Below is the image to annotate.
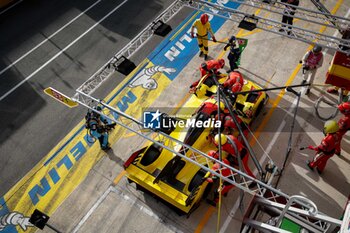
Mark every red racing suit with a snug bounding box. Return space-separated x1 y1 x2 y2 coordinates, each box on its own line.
223 71 244 93
337 115 350 155
207 159 234 203
308 132 341 172
214 135 255 178
222 115 249 138
199 60 223 77
196 101 220 118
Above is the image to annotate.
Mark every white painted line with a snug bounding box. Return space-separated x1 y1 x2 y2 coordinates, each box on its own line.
72 186 113 233
0 0 24 15
110 186 183 233
0 0 128 102
0 0 102 76
219 197 240 233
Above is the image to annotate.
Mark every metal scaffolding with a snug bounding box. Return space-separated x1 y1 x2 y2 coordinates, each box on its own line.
184 0 350 54
227 0 350 30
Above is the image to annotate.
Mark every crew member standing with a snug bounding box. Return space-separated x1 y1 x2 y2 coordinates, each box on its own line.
224 36 241 72
279 0 299 35
191 13 217 60
301 45 324 95
213 134 256 178
306 120 341 174
337 102 350 155
205 158 234 207
85 107 113 151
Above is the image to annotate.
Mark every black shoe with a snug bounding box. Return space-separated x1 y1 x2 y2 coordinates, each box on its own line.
301 80 307 85
206 199 217 207
204 55 208 60
102 146 111 151
316 168 323 175
287 31 291 36
199 51 203 57
306 161 314 171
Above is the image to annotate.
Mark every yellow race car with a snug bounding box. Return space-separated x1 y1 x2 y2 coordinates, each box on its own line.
124 132 213 215
124 72 268 215
191 71 268 125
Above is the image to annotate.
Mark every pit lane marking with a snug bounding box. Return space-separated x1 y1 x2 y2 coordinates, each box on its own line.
0 0 24 15
72 185 183 233
0 0 128 102
72 186 113 233
113 170 127 186
0 0 102 77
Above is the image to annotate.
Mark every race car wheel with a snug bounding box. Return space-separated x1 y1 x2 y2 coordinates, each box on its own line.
255 99 265 117
140 144 162 166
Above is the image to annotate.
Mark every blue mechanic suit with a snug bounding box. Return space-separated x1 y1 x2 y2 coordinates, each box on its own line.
224 36 241 72
88 114 110 150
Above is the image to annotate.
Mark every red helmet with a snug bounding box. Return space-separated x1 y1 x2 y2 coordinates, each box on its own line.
207 150 219 159
218 59 225 68
231 83 242 93
200 14 209 24
338 102 350 115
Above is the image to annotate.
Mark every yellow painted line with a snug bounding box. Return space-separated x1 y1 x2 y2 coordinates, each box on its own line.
250 64 302 145
170 12 200 40
123 132 137 138
194 206 216 233
268 98 275 105
113 170 127 186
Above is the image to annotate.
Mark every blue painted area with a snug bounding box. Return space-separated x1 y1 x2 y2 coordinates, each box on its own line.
43 125 86 166
0 198 18 233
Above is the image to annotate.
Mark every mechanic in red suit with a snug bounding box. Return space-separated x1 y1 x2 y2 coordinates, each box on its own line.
306 120 341 174
205 152 234 206
223 71 244 93
222 115 249 138
199 58 225 77
210 113 249 141
213 134 255 178
195 98 225 118
336 102 350 155
190 59 226 91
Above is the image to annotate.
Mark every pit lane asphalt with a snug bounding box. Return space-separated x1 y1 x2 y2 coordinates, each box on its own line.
0 0 179 197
